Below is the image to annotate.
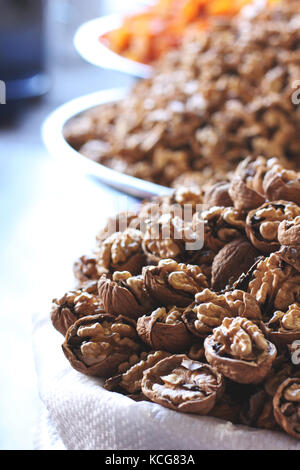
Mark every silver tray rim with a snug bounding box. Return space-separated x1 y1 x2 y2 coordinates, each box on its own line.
41 88 172 199
74 14 153 79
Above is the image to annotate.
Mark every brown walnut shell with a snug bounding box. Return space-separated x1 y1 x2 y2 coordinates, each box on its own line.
240 390 278 430
143 259 208 308
183 289 262 339
261 303 300 346
202 206 246 253
141 354 225 415
204 317 277 384
278 217 300 247
273 378 300 441
263 168 300 206
246 201 300 254
51 281 104 336
96 228 146 276
73 254 99 285
104 350 171 397
137 307 193 353
229 178 265 212
233 252 300 317
62 314 143 378
211 238 260 291
278 245 300 273
203 182 233 209
98 272 154 319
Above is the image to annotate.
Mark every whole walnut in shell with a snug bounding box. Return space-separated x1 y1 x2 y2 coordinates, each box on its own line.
51 281 104 336
98 271 155 319
211 238 260 291
246 201 300 254
96 228 146 276
143 259 209 308
142 354 225 415
62 314 144 378
204 317 277 384
137 306 193 353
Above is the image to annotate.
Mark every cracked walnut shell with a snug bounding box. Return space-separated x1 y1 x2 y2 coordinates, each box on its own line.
262 303 300 346
246 201 300 254
96 228 146 276
98 271 154 319
263 165 300 206
204 317 277 384
143 259 208 308
273 378 300 441
104 350 171 399
73 254 99 285
201 206 246 253
51 281 104 336
62 314 144 378
137 306 193 353
141 355 225 415
183 289 262 338
234 252 300 316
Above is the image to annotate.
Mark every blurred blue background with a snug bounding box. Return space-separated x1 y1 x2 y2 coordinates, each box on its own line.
0 0 144 450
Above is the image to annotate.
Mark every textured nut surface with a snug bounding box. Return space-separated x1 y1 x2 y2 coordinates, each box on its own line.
238 252 300 315
273 378 300 440
98 272 154 319
62 314 144 378
202 206 246 253
204 317 277 384
246 201 300 254
51 281 104 335
104 350 170 397
263 303 300 345
143 259 208 307
137 306 193 353
264 165 300 206
183 289 262 338
73 254 99 285
278 216 300 247
96 228 146 276
211 238 260 291
142 354 224 414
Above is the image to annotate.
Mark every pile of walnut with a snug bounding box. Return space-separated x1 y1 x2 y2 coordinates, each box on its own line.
51 156 300 441
64 1 300 188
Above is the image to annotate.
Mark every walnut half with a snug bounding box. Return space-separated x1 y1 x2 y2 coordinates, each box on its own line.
143 259 208 308
204 317 277 384
273 378 300 441
62 314 144 378
142 355 225 414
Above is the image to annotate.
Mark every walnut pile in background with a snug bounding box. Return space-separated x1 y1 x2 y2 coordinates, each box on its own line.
51 155 300 442
65 1 300 188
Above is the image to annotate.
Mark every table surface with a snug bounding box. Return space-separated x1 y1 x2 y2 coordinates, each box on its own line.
0 0 142 450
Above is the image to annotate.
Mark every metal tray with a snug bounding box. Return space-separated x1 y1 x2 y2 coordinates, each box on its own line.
42 88 171 199
74 14 153 79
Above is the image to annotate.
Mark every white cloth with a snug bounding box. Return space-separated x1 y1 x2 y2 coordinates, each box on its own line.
32 313 300 450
